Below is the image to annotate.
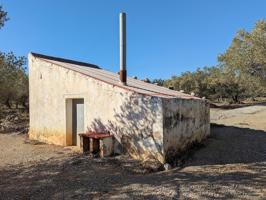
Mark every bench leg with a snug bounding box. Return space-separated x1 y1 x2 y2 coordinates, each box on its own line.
80 135 84 153
80 136 90 153
99 140 104 158
89 138 94 153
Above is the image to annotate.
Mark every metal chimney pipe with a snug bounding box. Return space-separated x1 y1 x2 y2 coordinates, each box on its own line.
119 12 127 84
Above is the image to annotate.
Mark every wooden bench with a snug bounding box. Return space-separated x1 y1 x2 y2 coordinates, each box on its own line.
79 132 114 157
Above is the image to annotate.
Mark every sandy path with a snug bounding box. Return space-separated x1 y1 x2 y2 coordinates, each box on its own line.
0 134 74 167
211 104 266 130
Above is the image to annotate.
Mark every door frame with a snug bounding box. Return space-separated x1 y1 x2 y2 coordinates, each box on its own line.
65 96 85 146
72 99 84 146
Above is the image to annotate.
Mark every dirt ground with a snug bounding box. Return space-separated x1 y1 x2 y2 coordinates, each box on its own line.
211 102 266 131
0 105 266 199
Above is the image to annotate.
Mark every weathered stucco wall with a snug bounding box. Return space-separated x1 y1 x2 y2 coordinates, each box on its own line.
28 54 164 162
162 98 210 162
29 54 210 164
29 55 90 145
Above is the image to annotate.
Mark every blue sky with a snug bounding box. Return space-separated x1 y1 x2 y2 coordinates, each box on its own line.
0 0 266 79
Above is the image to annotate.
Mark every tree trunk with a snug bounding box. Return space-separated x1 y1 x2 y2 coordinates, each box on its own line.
232 95 239 103
22 97 29 112
5 98 11 109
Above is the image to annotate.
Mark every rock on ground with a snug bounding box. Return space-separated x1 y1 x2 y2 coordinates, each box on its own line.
0 106 29 134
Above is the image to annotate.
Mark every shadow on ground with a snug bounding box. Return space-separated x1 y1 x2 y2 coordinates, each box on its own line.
184 124 266 166
0 124 265 199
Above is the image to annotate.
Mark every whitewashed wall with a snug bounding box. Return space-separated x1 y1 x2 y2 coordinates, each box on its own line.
29 54 164 162
162 98 210 162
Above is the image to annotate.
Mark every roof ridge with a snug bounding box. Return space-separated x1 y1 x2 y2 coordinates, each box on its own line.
30 52 100 69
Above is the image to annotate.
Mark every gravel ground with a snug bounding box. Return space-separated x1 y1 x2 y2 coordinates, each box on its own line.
0 106 266 199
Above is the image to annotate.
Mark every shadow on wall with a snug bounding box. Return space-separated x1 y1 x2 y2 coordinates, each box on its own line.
87 93 164 162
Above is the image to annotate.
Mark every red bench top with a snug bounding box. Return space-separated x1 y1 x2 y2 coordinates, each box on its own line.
79 132 112 139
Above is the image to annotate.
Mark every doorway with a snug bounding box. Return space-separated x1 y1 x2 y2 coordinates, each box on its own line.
66 98 84 146
72 99 84 146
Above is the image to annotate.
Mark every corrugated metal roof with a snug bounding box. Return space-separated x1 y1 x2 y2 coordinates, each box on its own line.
31 52 200 99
